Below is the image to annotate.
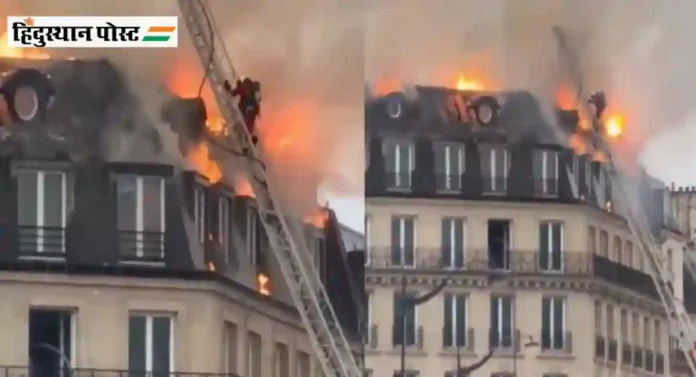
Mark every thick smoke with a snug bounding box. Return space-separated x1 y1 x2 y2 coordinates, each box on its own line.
366 0 696 157
2 0 364 217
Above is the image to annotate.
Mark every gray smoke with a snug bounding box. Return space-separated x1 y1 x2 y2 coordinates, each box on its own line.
365 0 696 150
2 0 364 217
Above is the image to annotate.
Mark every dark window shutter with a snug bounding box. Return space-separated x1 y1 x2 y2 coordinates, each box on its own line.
454 219 464 268
441 219 452 267
551 223 562 269
404 218 414 266
541 298 551 349
128 315 146 376
455 296 466 347
391 217 400 265
152 317 171 377
539 223 549 269
443 294 453 347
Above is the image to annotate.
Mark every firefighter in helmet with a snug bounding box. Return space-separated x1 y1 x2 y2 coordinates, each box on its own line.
224 77 262 146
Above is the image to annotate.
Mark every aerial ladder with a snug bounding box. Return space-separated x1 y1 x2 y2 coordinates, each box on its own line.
176 1 362 376
553 26 696 375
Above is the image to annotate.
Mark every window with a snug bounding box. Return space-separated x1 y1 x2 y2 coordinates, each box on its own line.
443 293 468 348
541 297 566 350
620 309 628 344
625 241 634 268
393 292 417 346
384 140 414 190
606 305 615 339
490 296 514 348
364 291 372 345
588 226 596 254
274 342 289 377
223 322 238 375
533 150 559 195
218 196 233 263
584 160 593 197
568 155 580 198
643 317 651 349
247 331 262 377
16 169 72 254
365 215 371 266
595 301 603 335
441 218 465 268
632 312 640 346
599 230 608 257
654 319 661 352
434 142 465 192
117 175 166 260
480 145 509 194
539 222 563 271
247 207 258 266
128 313 173 377
391 216 415 267
614 236 622 263
296 351 311 377
194 184 206 243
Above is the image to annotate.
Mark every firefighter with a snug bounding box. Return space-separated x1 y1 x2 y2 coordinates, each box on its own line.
224 78 262 146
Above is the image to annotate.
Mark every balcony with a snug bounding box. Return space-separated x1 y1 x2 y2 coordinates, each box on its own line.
119 230 165 263
540 330 573 354
18 225 66 257
488 328 520 350
435 174 463 194
533 178 559 197
0 367 242 377
366 248 658 298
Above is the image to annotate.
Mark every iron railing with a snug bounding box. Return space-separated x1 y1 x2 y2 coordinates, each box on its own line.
366 248 660 299
18 226 66 256
0 367 241 377
118 230 165 262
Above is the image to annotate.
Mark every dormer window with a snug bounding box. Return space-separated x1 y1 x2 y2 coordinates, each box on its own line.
117 174 165 262
15 166 73 256
480 144 509 194
383 139 414 191
434 142 465 193
386 97 402 119
533 149 559 196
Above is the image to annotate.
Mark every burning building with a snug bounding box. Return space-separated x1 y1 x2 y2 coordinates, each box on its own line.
363 84 685 377
0 56 364 377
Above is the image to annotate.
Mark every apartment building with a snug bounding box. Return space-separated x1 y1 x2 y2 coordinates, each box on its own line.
0 58 363 377
364 86 686 377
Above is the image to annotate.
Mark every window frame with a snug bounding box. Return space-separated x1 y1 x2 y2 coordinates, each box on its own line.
117 175 166 259
383 139 415 190
443 293 468 348
128 312 175 374
247 206 258 266
392 215 417 267
539 221 564 271
434 142 465 192
542 296 567 350
534 149 560 195
393 291 418 346
441 217 466 269
490 296 514 347
194 184 206 244
16 168 71 255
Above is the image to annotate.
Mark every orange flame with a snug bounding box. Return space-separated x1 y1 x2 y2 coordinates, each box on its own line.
257 273 270 296
188 142 222 184
455 74 483 91
555 86 578 110
0 32 50 60
304 208 329 229
371 77 402 96
568 133 588 155
233 174 255 198
604 114 624 138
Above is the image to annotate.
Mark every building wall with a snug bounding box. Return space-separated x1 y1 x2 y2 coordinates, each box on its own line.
365 198 673 377
0 272 322 377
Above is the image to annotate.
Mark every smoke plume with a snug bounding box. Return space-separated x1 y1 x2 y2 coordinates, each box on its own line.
366 0 696 156
2 0 364 217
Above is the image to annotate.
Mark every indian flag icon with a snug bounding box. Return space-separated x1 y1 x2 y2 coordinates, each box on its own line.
142 26 176 42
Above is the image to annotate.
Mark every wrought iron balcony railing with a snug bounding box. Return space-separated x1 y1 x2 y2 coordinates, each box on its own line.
118 230 165 262
0 367 242 377
18 225 66 256
366 248 660 299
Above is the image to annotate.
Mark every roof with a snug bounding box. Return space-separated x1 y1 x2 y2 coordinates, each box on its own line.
366 85 579 145
338 224 365 252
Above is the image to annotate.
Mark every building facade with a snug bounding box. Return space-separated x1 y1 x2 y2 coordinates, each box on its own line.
0 58 363 377
364 86 687 377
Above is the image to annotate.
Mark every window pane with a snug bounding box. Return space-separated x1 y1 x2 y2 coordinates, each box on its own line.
443 294 453 347
142 176 163 232
152 317 171 376
128 315 146 375
117 175 137 231
17 170 38 226
43 172 63 227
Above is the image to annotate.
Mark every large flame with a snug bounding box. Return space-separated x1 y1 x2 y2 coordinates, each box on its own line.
304 208 329 229
188 142 222 183
604 114 624 138
455 74 483 91
0 32 50 60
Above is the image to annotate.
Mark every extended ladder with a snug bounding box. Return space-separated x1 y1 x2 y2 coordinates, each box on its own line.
553 26 696 375
177 1 361 376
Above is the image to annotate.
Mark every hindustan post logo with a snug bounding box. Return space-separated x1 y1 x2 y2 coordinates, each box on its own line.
6 16 178 48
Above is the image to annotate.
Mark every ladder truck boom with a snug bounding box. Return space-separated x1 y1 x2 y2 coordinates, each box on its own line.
553 26 696 375
177 1 362 376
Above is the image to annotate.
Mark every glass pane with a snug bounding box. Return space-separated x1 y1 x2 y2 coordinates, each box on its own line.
152 317 171 377
117 175 137 231
128 315 146 376
17 170 38 226
43 172 63 228
142 176 163 232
